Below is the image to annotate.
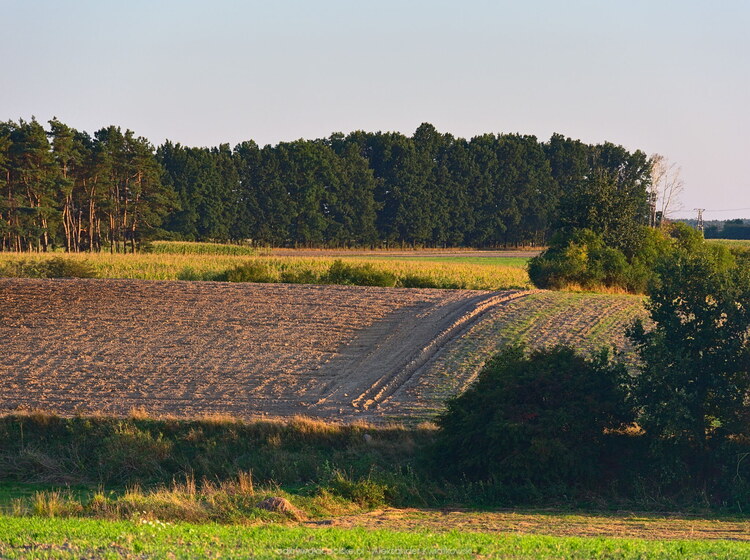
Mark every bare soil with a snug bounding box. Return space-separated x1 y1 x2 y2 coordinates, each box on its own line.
0 279 644 423
0 278 526 421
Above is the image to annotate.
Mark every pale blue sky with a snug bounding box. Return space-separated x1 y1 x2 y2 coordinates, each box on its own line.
2 1 748 218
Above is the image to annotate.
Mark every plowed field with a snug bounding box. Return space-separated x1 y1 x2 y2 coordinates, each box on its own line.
0 279 646 422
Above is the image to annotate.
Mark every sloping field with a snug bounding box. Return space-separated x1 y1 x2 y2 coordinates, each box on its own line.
0 279 646 422
390 291 647 418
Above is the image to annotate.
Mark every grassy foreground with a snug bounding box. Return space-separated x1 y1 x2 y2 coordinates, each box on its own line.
1 515 749 560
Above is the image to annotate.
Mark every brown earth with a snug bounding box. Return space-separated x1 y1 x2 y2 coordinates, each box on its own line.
0 279 645 423
0 278 530 422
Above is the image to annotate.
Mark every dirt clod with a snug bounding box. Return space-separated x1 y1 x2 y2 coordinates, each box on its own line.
255 497 306 520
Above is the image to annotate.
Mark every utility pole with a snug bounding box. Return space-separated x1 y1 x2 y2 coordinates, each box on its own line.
694 208 705 234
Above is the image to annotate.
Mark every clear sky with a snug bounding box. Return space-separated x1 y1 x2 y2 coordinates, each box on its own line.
2 0 748 218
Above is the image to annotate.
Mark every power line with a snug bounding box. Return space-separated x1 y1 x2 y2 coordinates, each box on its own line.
701 207 750 213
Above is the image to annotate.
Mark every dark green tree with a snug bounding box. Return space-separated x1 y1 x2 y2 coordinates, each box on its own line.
549 136 651 256
0 123 12 250
232 140 261 241
627 240 750 482
7 118 57 251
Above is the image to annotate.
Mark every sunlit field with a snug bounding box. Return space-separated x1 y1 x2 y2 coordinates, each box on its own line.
1 515 748 560
707 238 750 250
0 242 533 290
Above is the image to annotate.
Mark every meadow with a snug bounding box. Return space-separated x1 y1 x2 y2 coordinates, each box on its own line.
706 238 750 248
2 413 749 558
707 238 750 257
2 515 749 559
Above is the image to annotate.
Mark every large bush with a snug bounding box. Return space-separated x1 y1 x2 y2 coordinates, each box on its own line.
528 229 632 291
528 223 706 293
431 345 632 492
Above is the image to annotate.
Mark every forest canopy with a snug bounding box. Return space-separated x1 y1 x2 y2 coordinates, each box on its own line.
0 118 653 252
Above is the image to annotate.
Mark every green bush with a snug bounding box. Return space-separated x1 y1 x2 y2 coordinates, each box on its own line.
324 260 397 287
528 229 633 291
431 345 632 491
0 257 97 279
398 274 437 288
177 266 202 281
528 224 707 294
226 262 278 283
279 268 321 284
324 471 388 508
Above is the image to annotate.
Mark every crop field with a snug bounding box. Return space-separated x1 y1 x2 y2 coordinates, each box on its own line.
0 278 645 423
707 238 750 248
708 238 750 256
388 291 647 418
1 514 749 559
0 249 532 290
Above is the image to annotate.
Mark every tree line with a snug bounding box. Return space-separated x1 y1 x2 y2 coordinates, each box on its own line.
704 219 750 240
1 118 654 252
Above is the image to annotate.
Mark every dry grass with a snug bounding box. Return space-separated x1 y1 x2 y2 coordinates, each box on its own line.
554 282 634 295
330 508 750 541
10 471 374 524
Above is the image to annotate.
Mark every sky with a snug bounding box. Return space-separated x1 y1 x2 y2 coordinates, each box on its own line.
2 0 749 219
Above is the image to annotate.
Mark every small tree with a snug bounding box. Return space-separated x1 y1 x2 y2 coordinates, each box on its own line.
627 243 750 483
648 153 684 225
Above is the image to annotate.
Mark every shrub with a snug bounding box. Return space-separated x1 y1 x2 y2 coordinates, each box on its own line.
398 274 437 288
279 268 321 284
225 262 278 283
177 266 203 281
177 267 225 281
528 229 632 291
431 345 632 491
0 257 97 279
528 223 710 294
324 260 397 287
324 470 388 508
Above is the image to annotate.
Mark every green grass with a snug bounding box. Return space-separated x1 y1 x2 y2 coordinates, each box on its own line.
706 239 750 248
373 255 530 268
0 414 421 523
0 515 748 559
707 238 750 255
0 414 426 489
